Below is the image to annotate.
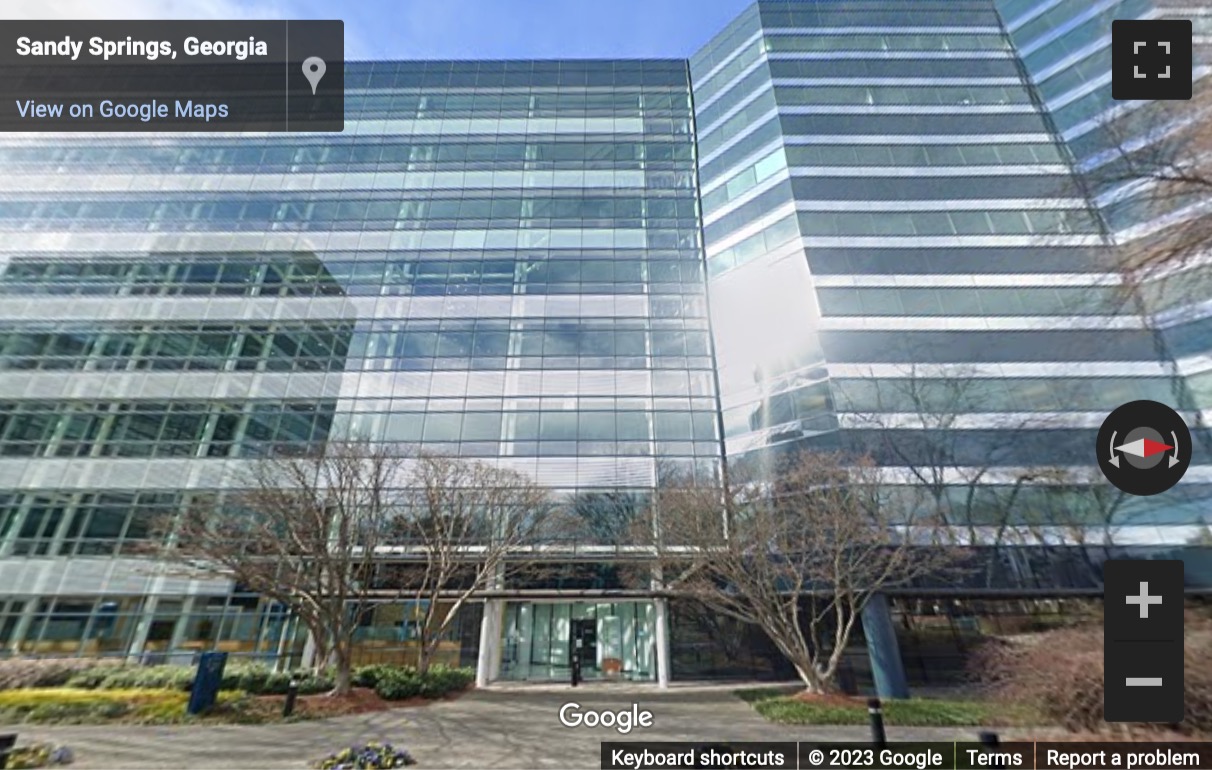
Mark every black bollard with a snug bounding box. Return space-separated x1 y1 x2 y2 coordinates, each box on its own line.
979 731 1002 768
570 630 581 687
867 697 887 748
283 679 299 718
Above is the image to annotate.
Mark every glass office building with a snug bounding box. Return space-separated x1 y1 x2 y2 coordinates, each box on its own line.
0 1 1208 683
0 60 714 679
698 0 1211 544
999 0 1212 433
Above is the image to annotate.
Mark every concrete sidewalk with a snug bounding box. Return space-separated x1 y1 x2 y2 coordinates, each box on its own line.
2 686 991 769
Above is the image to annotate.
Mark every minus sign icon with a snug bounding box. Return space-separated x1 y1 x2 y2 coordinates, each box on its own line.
1126 677 1163 686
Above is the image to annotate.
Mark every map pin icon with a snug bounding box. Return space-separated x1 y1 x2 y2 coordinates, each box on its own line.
302 57 326 95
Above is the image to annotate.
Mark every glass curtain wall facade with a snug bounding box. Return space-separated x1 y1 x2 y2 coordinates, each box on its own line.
0 1 1208 678
0 60 720 668
998 0 1212 535
998 0 1212 445
694 0 1211 545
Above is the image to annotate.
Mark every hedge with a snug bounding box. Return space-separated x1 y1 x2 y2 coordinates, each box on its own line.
364 664 475 701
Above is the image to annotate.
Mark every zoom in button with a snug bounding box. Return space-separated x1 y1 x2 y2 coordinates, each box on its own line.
1104 559 1184 723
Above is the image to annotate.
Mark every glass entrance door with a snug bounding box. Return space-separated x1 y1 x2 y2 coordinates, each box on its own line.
499 601 654 682
571 618 597 676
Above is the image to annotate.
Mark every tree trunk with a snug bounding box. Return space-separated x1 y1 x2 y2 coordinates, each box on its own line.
793 661 835 694
305 625 330 675
416 640 432 674
330 644 354 696
332 665 352 696
312 641 330 675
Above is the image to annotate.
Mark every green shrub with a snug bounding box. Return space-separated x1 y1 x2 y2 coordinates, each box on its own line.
418 665 474 698
0 688 153 723
373 669 422 701
95 665 194 692
353 664 403 689
265 670 333 695
253 670 295 695
24 700 129 723
0 658 123 691
63 667 116 690
222 664 272 694
128 695 194 724
372 665 474 701
221 664 333 695
59 661 335 697
128 691 253 724
295 672 336 695
0 687 267 725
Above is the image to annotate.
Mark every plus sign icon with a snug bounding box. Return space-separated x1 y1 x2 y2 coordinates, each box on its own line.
1125 580 1163 619
1112 19 1193 100
1103 560 1184 722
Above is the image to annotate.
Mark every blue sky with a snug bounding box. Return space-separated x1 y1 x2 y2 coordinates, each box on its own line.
334 0 756 60
11 0 756 61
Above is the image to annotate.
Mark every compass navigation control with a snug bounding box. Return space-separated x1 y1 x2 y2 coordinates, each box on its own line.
1096 400 1191 496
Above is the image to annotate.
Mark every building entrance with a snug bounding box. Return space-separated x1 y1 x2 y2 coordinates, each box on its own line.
499 601 654 682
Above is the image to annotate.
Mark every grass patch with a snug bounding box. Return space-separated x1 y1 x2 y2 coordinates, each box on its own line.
736 688 1042 727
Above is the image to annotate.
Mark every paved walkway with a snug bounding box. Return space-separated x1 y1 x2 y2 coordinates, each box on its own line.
2 684 993 769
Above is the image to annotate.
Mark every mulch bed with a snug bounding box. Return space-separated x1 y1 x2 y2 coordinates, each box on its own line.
249 686 471 720
288 687 395 717
241 687 393 720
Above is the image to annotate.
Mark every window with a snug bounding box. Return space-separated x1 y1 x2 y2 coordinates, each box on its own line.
422 413 462 442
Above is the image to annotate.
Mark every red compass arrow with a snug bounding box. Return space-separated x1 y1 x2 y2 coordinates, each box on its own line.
1114 437 1173 458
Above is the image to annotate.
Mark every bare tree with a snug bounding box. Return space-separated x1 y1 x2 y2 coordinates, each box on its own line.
1080 82 1212 458
162 440 406 696
569 490 646 545
1015 466 1130 589
1088 79 1212 289
381 453 556 674
673 601 750 665
843 364 1044 558
638 450 958 694
1026 467 1130 548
